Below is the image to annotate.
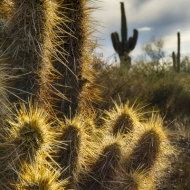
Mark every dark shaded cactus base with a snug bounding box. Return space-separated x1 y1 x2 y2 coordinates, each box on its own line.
120 52 131 69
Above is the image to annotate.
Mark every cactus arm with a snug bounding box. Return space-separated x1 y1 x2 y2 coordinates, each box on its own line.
111 32 120 52
128 37 133 51
114 32 120 42
173 32 181 73
120 2 127 43
129 29 138 51
177 32 180 72
111 32 125 56
172 51 176 71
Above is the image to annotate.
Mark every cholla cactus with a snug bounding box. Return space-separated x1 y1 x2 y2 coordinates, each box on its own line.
0 0 65 116
0 101 61 188
12 160 68 190
53 0 101 118
55 115 100 189
0 0 174 189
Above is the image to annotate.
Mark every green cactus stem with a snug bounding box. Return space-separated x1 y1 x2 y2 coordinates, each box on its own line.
0 101 60 188
103 102 141 137
0 0 62 116
77 142 122 190
177 32 181 72
124 115 174 178
53 0 100 118
172 32 180 73
55 116 99 189
172 51 176 71
111 2 138 69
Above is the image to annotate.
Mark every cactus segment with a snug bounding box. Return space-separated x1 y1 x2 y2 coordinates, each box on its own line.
4 101 59 166
172 51 176 70
12 161 67 190
124 115 174 177
77 141 122 190
177 32 180 72
129 29 138 51
56 115 99 188
53 0 100 118
104 102 142 136
172 32 180 73
111 32 119 53
121 2 127 43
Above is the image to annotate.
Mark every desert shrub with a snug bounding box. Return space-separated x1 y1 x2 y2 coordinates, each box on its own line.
94 52 190 121
157 117 190 189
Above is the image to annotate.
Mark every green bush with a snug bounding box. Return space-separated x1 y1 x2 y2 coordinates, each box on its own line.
94 56 190 121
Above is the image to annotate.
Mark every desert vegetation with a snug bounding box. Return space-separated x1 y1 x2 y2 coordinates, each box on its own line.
93 37 190 189
0 0 188 189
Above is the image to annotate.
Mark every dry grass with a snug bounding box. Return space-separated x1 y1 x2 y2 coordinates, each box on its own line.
157 118 190 189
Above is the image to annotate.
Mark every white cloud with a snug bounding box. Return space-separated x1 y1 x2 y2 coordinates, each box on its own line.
91 0 190 60
163 29 190 56
138 27 154 31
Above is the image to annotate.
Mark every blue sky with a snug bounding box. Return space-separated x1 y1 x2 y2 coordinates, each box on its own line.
90 0 190 63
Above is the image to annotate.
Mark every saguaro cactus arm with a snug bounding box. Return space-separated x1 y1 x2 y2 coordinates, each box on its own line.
177 32 180 72
128 29 138 51
172 51 176 70
121 1 127 43
111 32 120 53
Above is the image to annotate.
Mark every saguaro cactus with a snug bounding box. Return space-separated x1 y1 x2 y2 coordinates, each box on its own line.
111 2 138 69
172 32 180 73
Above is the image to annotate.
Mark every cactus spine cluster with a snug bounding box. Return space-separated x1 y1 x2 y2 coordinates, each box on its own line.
53 0 100 118
0 0 63 117
0 0 174 189
172 32 181 73
111 2 138 69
